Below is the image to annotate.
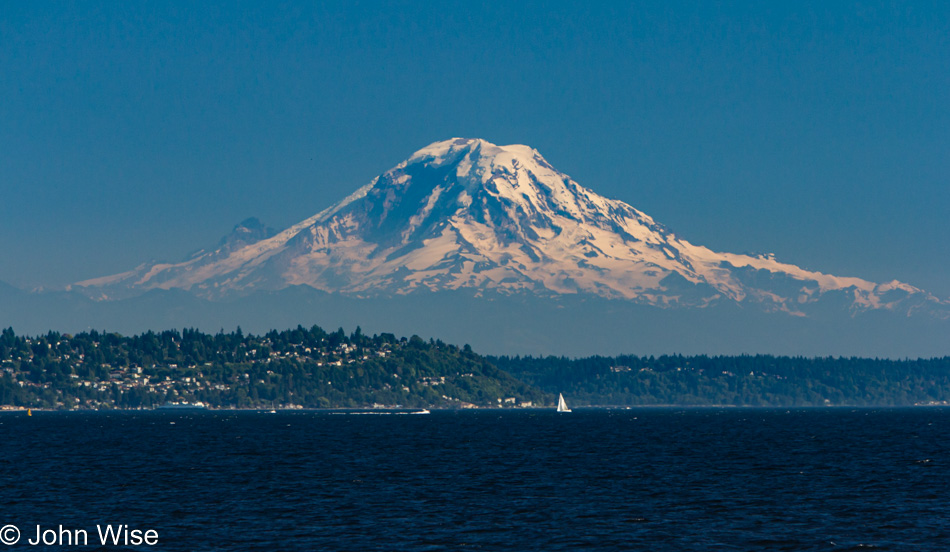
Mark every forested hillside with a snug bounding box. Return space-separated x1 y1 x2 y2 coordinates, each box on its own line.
3 325 950 409
0 326 544 409
491 354 950 407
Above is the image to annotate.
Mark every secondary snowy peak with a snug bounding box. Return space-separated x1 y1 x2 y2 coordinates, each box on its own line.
73 138 946 317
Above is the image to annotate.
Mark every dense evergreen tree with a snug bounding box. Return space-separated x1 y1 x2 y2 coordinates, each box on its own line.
0 326 545 409
490 353 950 406
1 325 949 409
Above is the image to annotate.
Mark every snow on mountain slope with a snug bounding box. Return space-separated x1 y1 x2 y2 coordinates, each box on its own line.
73 138 947 317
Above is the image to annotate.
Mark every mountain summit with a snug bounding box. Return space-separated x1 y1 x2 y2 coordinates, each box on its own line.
74 138 945 317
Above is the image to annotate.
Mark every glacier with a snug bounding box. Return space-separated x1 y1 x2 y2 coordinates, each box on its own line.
71 137 947 320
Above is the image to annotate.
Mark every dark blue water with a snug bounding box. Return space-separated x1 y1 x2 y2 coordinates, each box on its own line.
2 408 949 551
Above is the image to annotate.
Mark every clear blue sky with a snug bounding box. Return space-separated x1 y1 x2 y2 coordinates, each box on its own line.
2 1 948 297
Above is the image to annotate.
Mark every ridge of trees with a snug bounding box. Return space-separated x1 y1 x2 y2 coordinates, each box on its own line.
491 353 950 406
0 326 543 409
3 326 949 409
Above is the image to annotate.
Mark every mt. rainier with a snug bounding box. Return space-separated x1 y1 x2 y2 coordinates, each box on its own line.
75 138 945 319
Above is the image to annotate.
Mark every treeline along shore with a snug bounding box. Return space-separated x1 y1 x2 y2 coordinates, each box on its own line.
1 326 949 409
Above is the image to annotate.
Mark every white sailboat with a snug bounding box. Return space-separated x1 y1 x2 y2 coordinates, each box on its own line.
557 393 571 413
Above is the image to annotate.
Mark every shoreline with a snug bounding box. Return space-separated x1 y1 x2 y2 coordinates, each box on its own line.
3 403 950 413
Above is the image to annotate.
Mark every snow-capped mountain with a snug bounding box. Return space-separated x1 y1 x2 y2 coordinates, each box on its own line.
73 138 947 317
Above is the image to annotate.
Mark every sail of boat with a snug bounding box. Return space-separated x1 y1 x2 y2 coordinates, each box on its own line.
557 393 571 413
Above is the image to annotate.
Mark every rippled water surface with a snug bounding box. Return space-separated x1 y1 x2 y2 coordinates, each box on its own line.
2 408 949 551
